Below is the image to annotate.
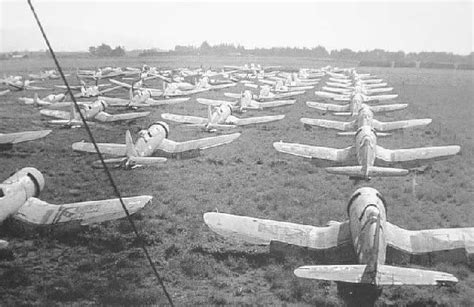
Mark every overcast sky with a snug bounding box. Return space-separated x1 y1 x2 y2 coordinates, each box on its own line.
0 0 472 54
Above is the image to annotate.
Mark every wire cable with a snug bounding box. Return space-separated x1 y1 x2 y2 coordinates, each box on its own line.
26 1 174 305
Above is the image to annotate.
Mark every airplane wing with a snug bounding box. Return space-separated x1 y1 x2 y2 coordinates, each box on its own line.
314 91 349 100
40 109 71 120
204 212 352 249
142 97 190 106
366 94 398 101
366 87 393 94
295 264 458 285
224 92 242 99
266 91 304 100
109 79 132 89
376 145 461 162
232 114 285 126
373 119 432 131
306 101 350 112
274 141 354 161
197 98 236 106
300 118 354 131
93 111 150 122
256 100 295 108
161 113 208 125
72 141 126 156
322 86 352 94
98 96 130 106
158 133 241 153
165 88 210 97
369 104 408 113
13 195 152 225
99 85 123 95
0 130 51 145
55 85 81 90
210 83 236 90
386 222 474 255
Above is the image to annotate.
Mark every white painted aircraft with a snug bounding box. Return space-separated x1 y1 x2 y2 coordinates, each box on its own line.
72 121 240 169
18 93 66 107
225 86 304 102
204 187 471 294
0 167 152 248
0 130 51 149
162 104 285 132
307 94 408 116
2 79 48 91
273 124 460 180
197 90 295 113
109 78 164 97
28 70 61 80
315 90 398 103
99 88 190 108
301 104 432 136
55 80 121 98
40 100 150 128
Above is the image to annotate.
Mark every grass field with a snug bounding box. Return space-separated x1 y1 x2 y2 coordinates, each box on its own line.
1 56 473 306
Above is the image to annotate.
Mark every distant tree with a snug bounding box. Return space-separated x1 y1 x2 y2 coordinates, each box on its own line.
88 43 125 57
111 46 126 57
199 41 212 54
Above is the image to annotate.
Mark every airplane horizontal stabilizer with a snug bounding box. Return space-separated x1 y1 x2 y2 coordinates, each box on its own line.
13 195 152 225
128 156 167 165
72 141 126 156
294 264 458 285
370 104 408 113
375 265 458 285
234 115 285 126
325 166 409 178
161 113 208 125
257 100 295 108
306 101 349 112
197 98 235 106
159 133 240 153
274 142 353 161
0 130 51 145
374 118 432 131
295 265 369 283
300 118 353 131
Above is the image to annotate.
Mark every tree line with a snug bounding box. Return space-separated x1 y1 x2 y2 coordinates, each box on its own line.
171 41 473 64
84 41 473 65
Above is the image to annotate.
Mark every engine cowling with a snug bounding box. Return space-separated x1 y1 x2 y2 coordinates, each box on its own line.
0 167 45 222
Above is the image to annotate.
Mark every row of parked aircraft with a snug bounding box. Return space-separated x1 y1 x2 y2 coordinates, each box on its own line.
1 64 472 302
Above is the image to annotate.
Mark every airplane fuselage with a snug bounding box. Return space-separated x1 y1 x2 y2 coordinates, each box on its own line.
355 126 377 177
78 100 107 120
347 187 387 266
134 124 168 157
209 104 233 125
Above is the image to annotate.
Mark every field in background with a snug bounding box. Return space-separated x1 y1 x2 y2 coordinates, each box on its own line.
0 56 473 306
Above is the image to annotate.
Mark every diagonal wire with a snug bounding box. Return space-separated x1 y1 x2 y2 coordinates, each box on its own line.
26 1 174 305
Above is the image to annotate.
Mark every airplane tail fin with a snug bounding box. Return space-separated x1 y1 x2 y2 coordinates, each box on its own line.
207 105 212 123
70 100 78 120
125 130 138 158
325 166 409 179
33 92 39 105
294 264 457 286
